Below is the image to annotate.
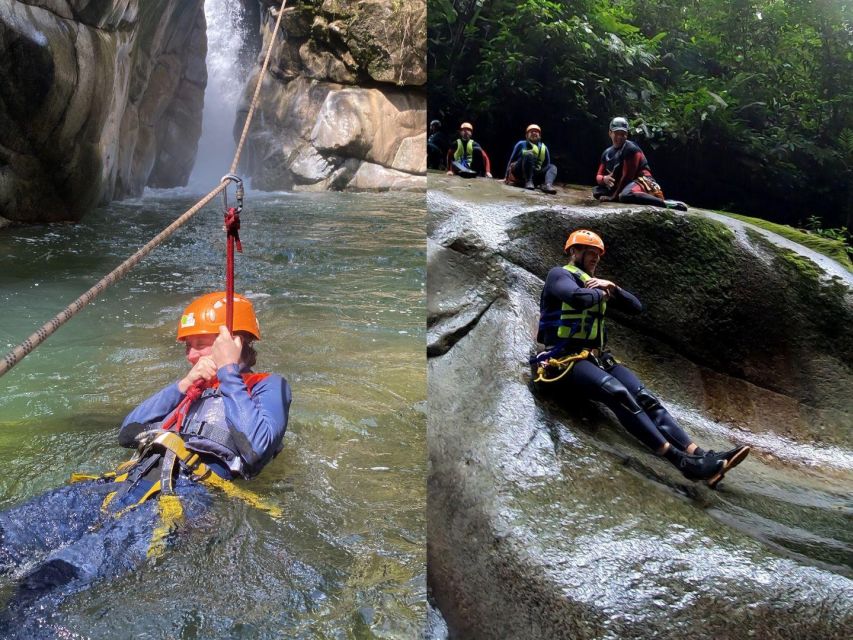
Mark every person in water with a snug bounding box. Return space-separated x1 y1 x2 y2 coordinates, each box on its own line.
534 230 748 486
427 119 449 170
593 117 687 211
0 292 290 622
446 122 493 178
505 124 558 194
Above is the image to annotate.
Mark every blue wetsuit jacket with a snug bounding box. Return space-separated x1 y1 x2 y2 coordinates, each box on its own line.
122 364 291 475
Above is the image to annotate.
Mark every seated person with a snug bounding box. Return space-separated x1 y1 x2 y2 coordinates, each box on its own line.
427 119 448 170
533 230 749 486
505 124 557 194
593 117 686 211
446 122 493 178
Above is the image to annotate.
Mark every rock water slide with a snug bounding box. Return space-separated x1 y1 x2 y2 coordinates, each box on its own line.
427 176 853 639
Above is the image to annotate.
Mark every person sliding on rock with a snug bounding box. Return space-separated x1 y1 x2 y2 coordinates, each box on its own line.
533 230 748 486
446 122 493 178
593 117 687 211
0 292 291 623
505 124 558 194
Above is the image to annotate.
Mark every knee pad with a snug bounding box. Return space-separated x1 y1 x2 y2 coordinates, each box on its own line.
635 387 662 413
600 376 643 414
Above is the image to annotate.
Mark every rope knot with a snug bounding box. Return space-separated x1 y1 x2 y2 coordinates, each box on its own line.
224 207 242 253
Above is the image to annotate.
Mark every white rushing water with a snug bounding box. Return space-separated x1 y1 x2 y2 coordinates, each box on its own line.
188 0 251 190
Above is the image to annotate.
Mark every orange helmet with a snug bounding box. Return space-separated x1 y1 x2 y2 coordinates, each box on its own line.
177 292 260 341
564 230 605 255
526 124 541 134
460 122 473 132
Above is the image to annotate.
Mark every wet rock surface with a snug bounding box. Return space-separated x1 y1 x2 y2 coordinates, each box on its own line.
0 0 207 222
237 0 426 192
427 175 853 639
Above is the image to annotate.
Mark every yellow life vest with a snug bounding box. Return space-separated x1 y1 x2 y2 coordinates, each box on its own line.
522 142 547 171
556 264 606 349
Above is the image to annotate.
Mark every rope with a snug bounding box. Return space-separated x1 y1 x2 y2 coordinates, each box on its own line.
224 206 242 332
0 0 289 380
533 350 590 384
0 183 226 378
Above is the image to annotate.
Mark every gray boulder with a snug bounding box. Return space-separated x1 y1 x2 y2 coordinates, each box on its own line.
236 0 426 192
428 176 853 639
0 0 207 222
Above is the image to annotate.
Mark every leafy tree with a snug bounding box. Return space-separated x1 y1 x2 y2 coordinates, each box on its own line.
429 0 853 230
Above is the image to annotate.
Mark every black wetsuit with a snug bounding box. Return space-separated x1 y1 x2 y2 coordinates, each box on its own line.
427 131 449 169
593 140 667 207
537 266 694 452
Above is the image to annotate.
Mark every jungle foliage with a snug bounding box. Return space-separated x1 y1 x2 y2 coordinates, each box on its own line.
429 0 853 230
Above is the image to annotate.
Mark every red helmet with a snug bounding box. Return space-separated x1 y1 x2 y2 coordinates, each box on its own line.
177 292 260 341
564 230 605 255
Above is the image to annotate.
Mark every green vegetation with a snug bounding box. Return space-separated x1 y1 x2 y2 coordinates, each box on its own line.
718 210 853 270
429 0 853 229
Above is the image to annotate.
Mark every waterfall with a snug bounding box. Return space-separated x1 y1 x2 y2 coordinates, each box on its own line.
188 0 251 191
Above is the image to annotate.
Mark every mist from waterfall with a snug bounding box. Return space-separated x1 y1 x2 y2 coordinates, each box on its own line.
188 0 251 191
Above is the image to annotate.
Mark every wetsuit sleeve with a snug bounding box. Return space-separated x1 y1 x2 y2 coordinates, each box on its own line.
545 268 606 309
505 141 524 177
610 287 643 314
217 364 291 467
596 158 607 185
120 383 184 428
480 148 491 173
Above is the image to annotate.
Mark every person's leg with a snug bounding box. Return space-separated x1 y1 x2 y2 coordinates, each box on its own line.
606 363 699 453
6 478 211 615
521 154 535 188
618 181 667 207
0 481 113 573
618 182 688 210
563 359 722 480
564 359 669 451
541 164 557 191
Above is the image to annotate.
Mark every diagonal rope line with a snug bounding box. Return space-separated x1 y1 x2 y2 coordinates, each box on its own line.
0 0 288 379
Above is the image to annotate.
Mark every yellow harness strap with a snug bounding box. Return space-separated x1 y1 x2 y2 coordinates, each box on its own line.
534 349 590 383
148 494 185 559
68 431 282 558
151 432 282 519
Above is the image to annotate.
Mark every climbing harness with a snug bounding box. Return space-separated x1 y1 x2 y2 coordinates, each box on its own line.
0 0 289 380
533 349 590 383
70 430 282 558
